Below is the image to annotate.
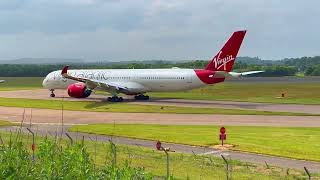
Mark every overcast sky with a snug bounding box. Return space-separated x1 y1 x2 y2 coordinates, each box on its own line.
0 0 319 61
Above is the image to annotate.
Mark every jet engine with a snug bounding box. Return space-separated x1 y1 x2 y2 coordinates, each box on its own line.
67 82 92 98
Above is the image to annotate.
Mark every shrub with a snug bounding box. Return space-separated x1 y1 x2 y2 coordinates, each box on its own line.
0 137 153 179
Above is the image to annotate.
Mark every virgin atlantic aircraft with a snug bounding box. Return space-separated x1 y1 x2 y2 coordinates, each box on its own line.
43 30 263 102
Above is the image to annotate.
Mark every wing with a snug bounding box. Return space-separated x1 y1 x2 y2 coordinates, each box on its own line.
214 70 264 78
61 65 129 92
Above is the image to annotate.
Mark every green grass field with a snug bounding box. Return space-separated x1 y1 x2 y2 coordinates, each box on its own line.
149 83 320 105
0 97 315 115
70 124 320 162
0 77 43 91
0 120 13 126
0 131 313 179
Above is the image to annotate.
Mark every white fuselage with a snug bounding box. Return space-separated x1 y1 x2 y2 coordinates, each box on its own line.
43 68 211 94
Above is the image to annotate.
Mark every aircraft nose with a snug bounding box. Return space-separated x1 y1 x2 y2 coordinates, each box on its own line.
42 77 48 88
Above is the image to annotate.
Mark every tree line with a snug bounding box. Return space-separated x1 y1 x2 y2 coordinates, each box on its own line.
0 56 319 77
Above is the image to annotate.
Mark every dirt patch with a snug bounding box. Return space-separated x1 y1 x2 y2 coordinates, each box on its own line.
213 144 234 150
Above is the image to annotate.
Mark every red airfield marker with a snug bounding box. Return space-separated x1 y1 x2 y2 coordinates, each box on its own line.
219 127 227 146
31 144 36 151
156 140 162 150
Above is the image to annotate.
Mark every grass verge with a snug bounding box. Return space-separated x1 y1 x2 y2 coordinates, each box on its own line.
0 97 316 115
0 131 314 179
0 120 13 126
70 124 320 162
0 77 43 91
149 83 320 105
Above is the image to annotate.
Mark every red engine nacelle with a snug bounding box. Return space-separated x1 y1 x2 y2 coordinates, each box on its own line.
67 82 92 98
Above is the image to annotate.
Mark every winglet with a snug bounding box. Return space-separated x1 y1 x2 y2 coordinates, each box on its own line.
61 65 69 76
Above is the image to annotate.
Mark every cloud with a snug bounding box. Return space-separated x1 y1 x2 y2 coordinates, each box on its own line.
0 0 319 60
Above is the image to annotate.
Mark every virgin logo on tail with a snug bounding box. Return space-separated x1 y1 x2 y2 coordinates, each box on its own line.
213 51 235 71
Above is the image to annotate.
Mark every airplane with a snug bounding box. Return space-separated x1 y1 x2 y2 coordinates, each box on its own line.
42 30 263 102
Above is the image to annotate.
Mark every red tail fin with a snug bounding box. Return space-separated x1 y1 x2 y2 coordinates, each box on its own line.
205 30 246 72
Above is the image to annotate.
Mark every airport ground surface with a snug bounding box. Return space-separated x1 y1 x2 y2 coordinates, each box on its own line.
1 77 320 175
1 89 320 115
2 76 320 105
2 124 320 173
227 76 320 83
1 106 320 127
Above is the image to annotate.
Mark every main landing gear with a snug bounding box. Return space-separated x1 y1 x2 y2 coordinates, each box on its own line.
134 94 149 100
106 94 149 102
107 96 123 102
49 89 55 97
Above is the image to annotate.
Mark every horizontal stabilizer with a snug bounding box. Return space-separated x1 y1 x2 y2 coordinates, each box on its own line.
238 71 265 76
214 71 264 78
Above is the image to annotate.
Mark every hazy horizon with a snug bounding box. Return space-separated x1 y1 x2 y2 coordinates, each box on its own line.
0 0 319 61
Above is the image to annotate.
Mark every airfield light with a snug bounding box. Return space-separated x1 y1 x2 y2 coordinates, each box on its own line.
156 140 162 150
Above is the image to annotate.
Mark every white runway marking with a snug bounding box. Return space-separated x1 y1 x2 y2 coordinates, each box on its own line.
199 150 224 155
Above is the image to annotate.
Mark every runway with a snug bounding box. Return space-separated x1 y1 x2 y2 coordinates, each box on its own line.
1 106 320 127
1 89 320 115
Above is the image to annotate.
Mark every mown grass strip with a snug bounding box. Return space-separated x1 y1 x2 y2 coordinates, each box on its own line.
0 97 316 115
0 77 43 91
0 120 13 126
70 124 320 162
149 83 320 105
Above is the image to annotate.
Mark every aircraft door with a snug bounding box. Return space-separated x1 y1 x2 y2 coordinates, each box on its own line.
185 71 193 89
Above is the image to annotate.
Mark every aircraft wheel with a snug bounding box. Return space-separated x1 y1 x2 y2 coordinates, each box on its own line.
111 96 117 102
49 89 55 98
108 96 123 102
135 95 149 100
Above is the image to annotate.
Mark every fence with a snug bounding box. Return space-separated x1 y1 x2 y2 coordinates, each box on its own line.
0 127 317 180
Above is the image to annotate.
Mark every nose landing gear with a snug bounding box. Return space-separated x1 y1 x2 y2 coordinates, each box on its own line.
49 89 55 97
